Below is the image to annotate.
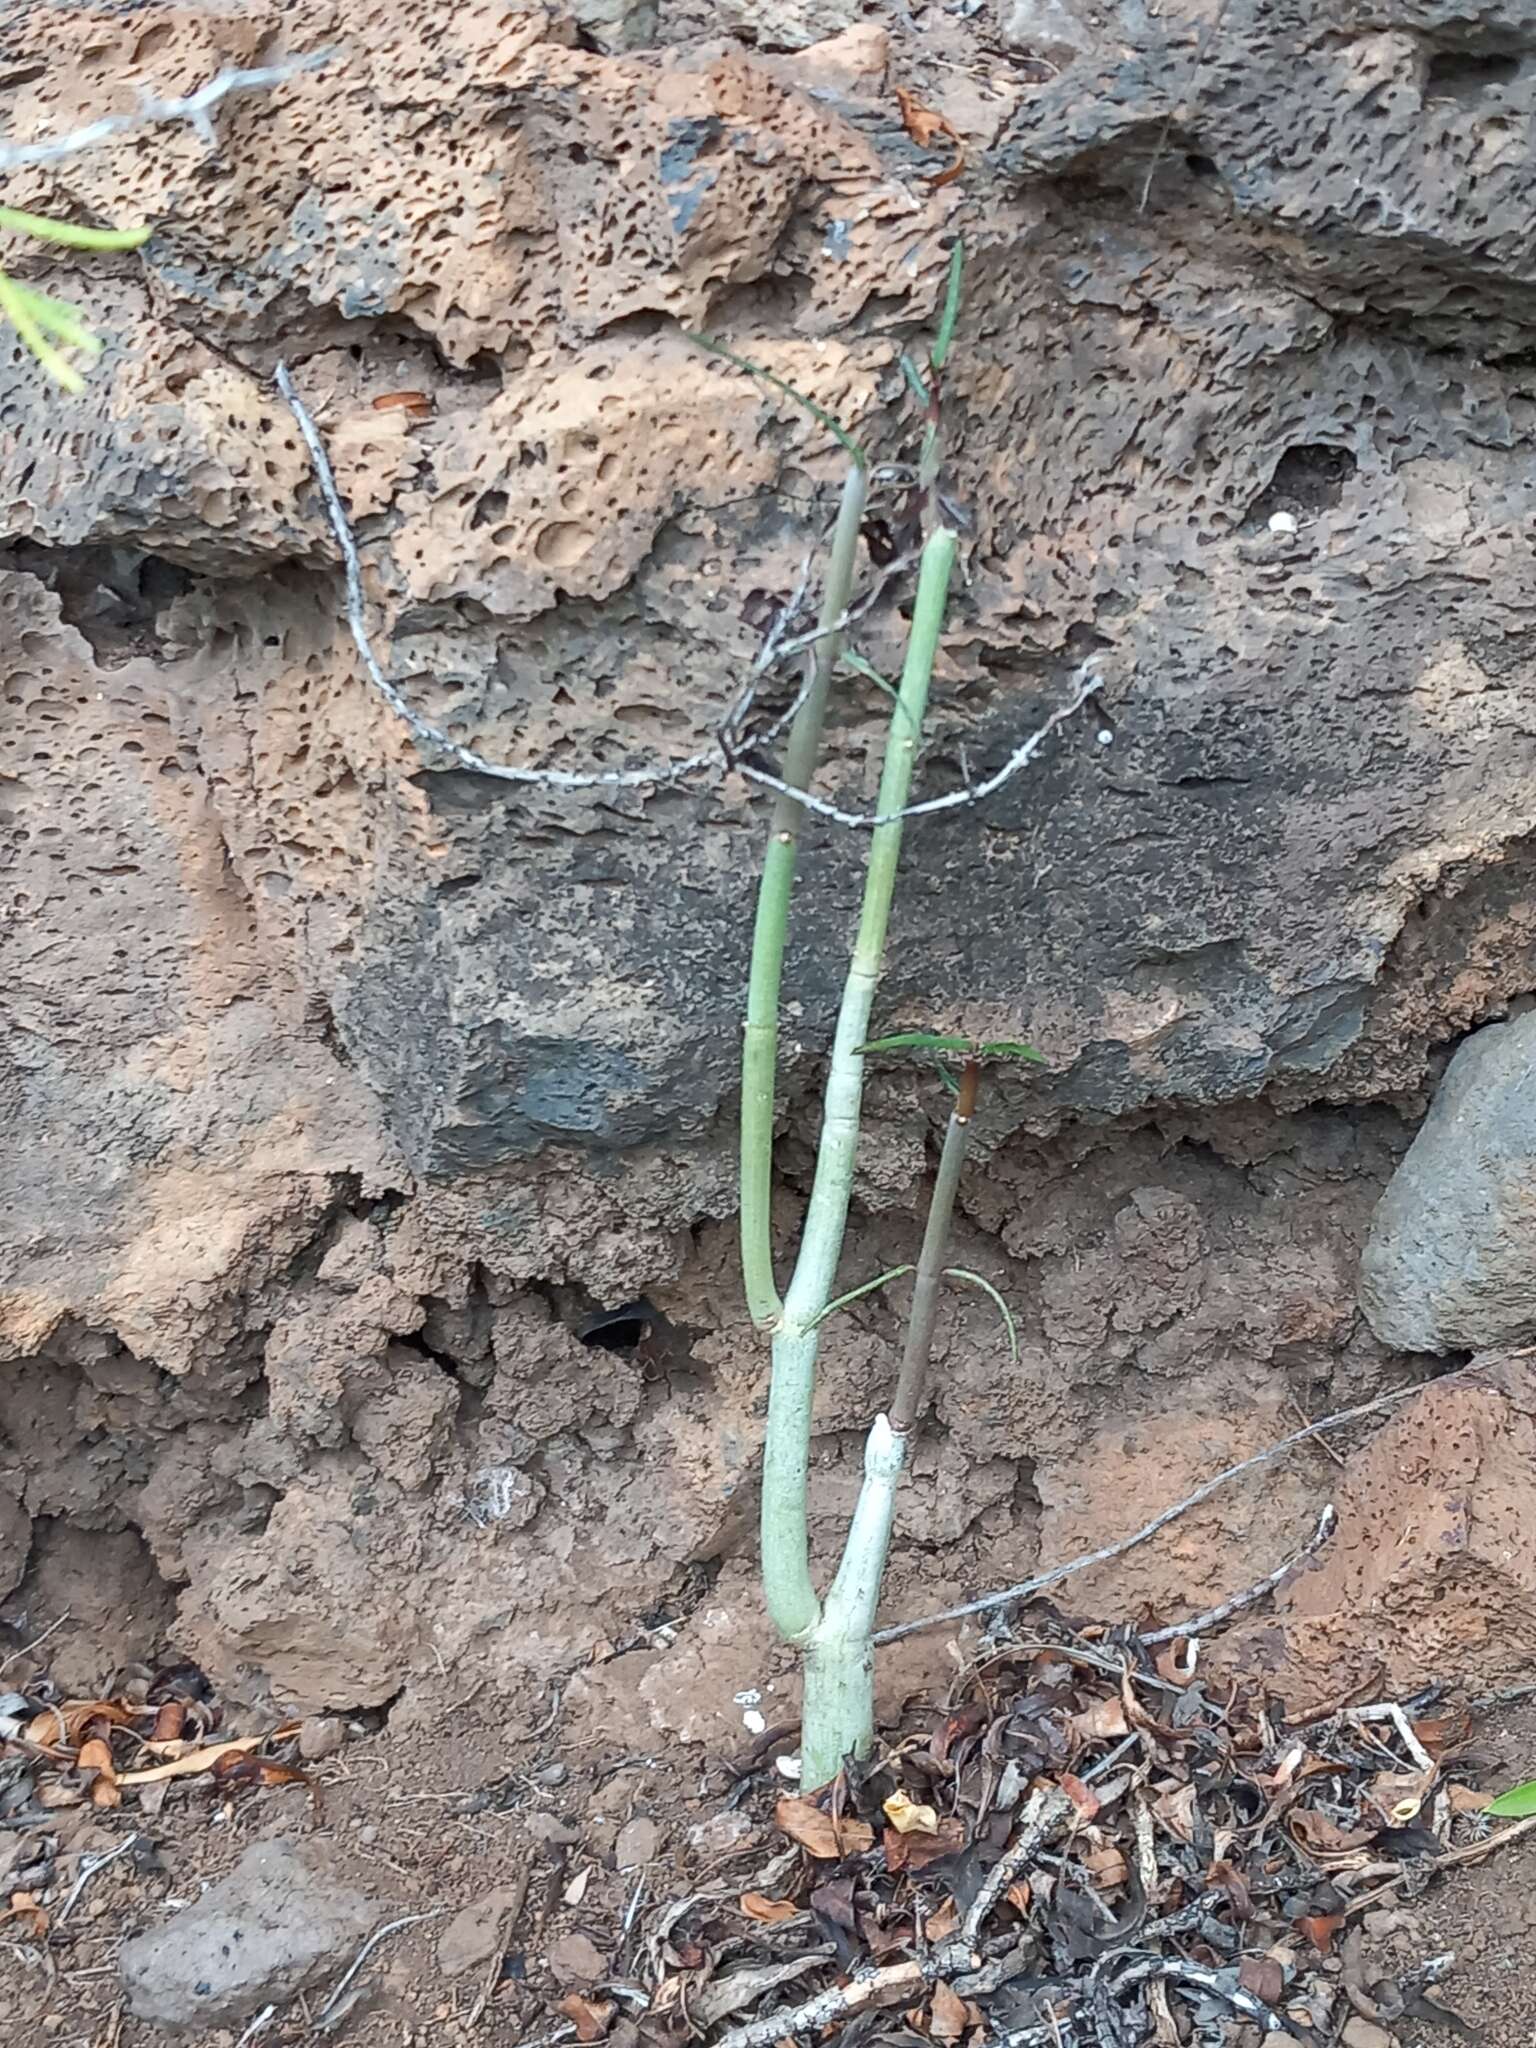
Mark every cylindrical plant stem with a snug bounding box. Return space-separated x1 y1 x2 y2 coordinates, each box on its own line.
889 1058 978 1434
800 1414 907 1789
762 526 958 1685
741 461 869 1331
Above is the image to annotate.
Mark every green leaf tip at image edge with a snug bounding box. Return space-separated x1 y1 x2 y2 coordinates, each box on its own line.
1488 1778 1536 1818
0 204 151 251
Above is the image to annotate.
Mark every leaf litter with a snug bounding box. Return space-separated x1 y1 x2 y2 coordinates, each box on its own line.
546 1613 1525 2048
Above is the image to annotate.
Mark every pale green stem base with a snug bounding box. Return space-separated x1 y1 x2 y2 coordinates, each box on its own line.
798 1413 907 1789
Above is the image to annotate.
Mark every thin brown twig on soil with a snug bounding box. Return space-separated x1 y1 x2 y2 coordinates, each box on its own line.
875 1377 1457 1646
465 1865 528 2029
1140 1504 1337 1645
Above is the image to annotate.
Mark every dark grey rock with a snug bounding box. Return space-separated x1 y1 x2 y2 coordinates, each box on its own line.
119 1840 382 2032
1360 1012 1536 1352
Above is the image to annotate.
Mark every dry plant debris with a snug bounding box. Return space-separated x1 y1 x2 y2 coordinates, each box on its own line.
0 1655 317 1914
548 1621 1519 2048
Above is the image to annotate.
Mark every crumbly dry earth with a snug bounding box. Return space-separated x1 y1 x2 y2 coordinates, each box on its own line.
5 0 1536 2036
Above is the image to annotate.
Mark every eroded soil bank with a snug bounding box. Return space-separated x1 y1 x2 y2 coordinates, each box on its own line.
5 0 1536 1770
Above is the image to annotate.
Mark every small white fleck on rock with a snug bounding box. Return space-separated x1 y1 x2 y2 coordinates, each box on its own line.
742 1708 767 1735
1096 728 1113 746
1268 510 1298 536
775 1754 803 1781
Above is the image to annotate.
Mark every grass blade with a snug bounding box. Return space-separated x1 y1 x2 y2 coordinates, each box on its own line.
688 332 864 465
0 203 150 251
809 1265 914 1328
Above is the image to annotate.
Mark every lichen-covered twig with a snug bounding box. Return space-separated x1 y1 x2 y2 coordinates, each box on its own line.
0 52 336 171
1139 1503 1337 1645
710 1789 1072 2048
873 1377 1459 1647
735 661 1103 828
277 365 1100 824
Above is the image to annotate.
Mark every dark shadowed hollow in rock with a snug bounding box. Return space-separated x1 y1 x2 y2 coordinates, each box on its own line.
3 0 1536 1756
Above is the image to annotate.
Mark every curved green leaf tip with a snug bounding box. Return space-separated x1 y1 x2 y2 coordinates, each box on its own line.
858 1031 1045 1064
1488 1778 1536 1818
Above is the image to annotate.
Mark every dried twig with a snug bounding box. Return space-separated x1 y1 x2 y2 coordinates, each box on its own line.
276 364 729 794
234 2006 277 2048
0 53 335 171
278 366 1102 828
311 1908 447 2032
1344 1809 1536 1918
735 662 1103 828
962 1786 1074 1944
0 1609 71 1674
1140 1504 1337 1645
874 1379 1446 1646
57 1834 139 1924
712 1794 1070 2048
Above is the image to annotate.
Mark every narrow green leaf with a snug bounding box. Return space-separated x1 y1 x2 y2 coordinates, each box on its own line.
1488 1778 1536 1818
688 332 864 465
7 280 102 355
0 265 84 392
840 648 896 699
809 1264 914 1327
944 1266 1019 1363
858 1032 973 1055
898 351 930 407
930 240 965 373
933 1058 961 1098
0 203 151 251
979 1040 1046 1064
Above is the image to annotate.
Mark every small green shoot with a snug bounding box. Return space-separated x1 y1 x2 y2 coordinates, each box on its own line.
0 205 150 251
1488 1778 1536 1818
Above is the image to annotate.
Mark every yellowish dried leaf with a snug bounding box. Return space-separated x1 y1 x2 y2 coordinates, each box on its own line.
883 1789 940 1835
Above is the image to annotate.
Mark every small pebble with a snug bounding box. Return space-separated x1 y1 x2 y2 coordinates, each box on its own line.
298 1715 346 1761
358 1824 379 1846
1341 2020 1395 2048
742 1709 767 1736
533 1761 569 1787
1268 510 1298 535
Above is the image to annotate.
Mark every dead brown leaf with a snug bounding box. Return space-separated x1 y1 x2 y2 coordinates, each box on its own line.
884 1817 967 1873
77 1736 121 1809
1004 1881 1031 1916
1066 1697 1130 1745
1058 1772 1100 1822
372 390 434 419
151 1700 186 1743
557 1992 616 2042
1287 1809 1376 1863
928 1981 969 2043
1080 1843 1128 1889
1238 1955 1284 2006
774 1797 874 1860
1448 1784 1493 1815
893 85 965 188
1 1891 49 1939
740 1892 799 1925
1152 1782 1197 1843
1297 1911 1345 1955
1366 1767 1435 1826
928 1897 961 1938
1205 1859 1255 1922
119 1735 273 1787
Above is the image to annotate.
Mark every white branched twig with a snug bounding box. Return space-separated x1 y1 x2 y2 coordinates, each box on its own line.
0 51 336 171
1139 1503 1337 1646
873 1375 1462 1646
735 662 1103 828
276 364 1101 820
